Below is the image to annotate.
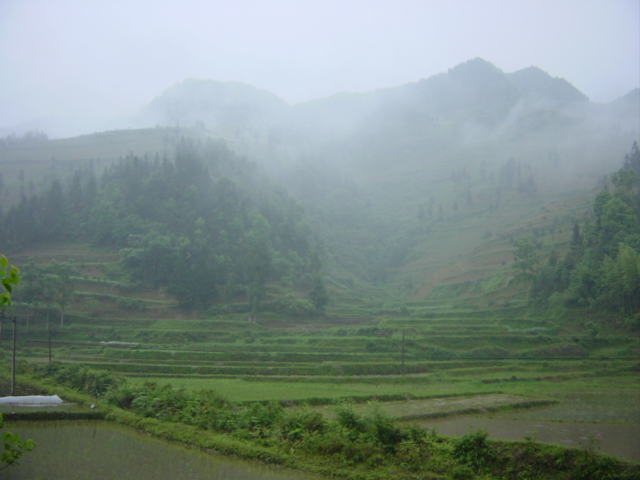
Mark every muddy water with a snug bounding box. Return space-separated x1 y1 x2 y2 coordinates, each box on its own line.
4 421 324 480
419 417 640 463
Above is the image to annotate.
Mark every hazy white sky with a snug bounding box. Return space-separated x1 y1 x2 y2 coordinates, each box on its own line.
0 0 638 135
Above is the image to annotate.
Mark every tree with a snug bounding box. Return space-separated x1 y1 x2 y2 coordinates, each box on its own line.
0 255 35 469
308 274 329 314
0 414 35 470
526 144 640 317
512 238 539 279
623 141 640 178
19 258 48 307
243 212 273 320
611 169 638 191
0 255 19 308
47 261 77 326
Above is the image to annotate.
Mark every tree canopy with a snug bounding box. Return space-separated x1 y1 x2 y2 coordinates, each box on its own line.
526 144 640 323
0 139 324 310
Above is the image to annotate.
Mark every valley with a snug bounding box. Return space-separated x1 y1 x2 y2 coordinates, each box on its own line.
0 58 638 479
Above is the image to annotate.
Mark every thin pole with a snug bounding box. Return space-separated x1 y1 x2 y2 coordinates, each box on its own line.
401 329 405 375
11 316 17 396
48 313 52 363
0 309 4 346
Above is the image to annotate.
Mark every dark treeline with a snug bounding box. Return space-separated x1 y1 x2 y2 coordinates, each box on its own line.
0 139 324 310
526 142 640 321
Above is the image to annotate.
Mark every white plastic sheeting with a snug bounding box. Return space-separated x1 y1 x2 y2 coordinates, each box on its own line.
0 395 63 405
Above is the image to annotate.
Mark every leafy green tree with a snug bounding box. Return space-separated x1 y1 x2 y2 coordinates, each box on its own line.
243 212 273 319
18 258 49 324
0 255 19 308
601 244 640 314
611 169 638 191
0 255 35 469
308 274 329 314
0 414 35 470
41 180 67 240
622 141 640 178
512 238 539 279
47 261 77 326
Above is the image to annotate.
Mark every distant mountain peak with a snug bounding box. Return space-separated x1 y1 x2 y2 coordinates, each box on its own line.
446 58 508 86
135 78 288 129
507 66 588 105
448 57 503 75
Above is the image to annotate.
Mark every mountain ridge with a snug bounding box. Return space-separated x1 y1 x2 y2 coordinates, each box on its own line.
130 58 619 133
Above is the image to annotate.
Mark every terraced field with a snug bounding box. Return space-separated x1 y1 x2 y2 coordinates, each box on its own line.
3 299 638 466
6 306 637 396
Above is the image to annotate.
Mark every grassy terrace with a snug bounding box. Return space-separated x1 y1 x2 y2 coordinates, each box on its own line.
6 309 638 406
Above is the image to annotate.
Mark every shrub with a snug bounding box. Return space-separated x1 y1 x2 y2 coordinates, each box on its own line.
335 404 367 437
453 429 495 472
236 401 284 438
302 428 348 456
38 363 123 396
280 411 326 441
179 390 234 431
130 383 190 421
364 407 403 451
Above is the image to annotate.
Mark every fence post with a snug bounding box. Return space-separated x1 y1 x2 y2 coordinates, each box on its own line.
11 316 17 395
401 328 405 375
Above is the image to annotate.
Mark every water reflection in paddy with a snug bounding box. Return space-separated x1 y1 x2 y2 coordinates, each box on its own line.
5 421 324 480
418 416 640 463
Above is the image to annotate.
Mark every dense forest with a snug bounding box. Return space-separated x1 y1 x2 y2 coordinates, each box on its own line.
524 143 640 322
0 139 325 312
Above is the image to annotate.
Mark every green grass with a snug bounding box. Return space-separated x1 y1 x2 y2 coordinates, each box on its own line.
121 370 639 407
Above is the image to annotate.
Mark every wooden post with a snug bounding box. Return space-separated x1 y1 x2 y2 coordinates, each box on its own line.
401 329 405 375
47 316 51 363
11 316 17 396
48 313 52 363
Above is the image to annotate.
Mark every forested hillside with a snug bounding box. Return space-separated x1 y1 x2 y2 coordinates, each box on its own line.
1 58 638 317
527 143 640 322
0 139 324 312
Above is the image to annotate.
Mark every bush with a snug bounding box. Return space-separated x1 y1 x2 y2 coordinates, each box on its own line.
236 401 284 438
453 429 495 472
130 383 190 420
269 294 315 316
179 390 234 431
38 363 123 396
280 410 326 441
335 403 367 437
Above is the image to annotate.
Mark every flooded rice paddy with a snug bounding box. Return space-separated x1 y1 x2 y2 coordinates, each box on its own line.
4 421 324 480
420 416 640 462
417 389 640 463
4 389 638 477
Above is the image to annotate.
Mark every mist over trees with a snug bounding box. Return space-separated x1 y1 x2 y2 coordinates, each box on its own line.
528 143 640 320
0 139 324 310
0 130 49 147
1 58 638 316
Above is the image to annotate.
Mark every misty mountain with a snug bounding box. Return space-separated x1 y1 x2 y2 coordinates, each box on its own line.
131 58 638 163
604 87 640 121
134 79 289 132
122 58 638 297
5 58 636 305
507 66 588 106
